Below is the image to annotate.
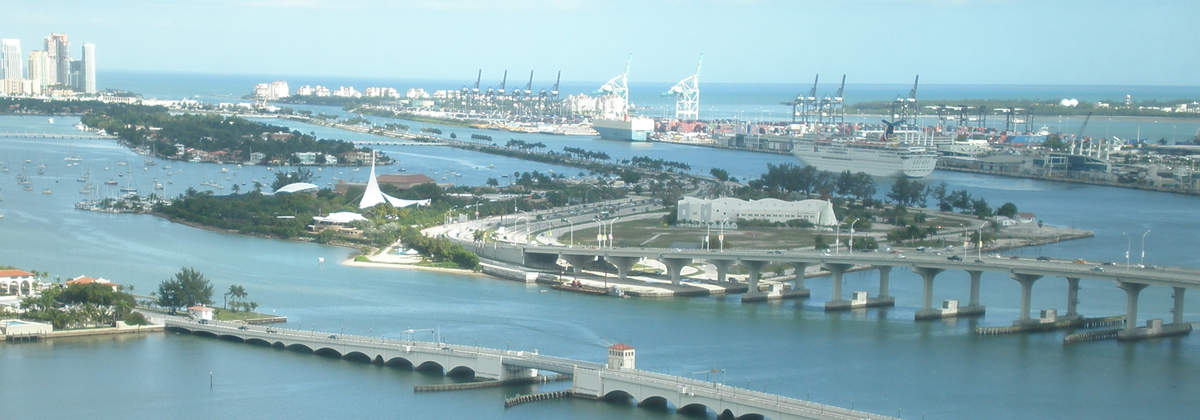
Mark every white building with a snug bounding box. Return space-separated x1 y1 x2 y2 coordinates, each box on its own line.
27 50 52 88
366 87 399 98
332 86 360 98
295 85 315 96
0 39 22 83
254 81 290 100
676 196 838 227
607 344 635 370
405 88 430 99
1 269 36 296
81 42 96 94
188 306 213 321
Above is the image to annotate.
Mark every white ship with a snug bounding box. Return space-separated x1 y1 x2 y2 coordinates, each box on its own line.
592 117 654 141
793 138 936 178
589 55 654 141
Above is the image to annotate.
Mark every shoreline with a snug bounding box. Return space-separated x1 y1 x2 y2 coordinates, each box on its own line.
340 258 486 277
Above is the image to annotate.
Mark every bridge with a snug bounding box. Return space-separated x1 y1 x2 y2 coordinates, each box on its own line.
0 132 115 140
348 139 444 146
483 244 1196 341
165 318 893 420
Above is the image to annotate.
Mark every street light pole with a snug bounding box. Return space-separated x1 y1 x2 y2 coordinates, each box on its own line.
848 219 859 254
720 217 728 252
1122 232 1130 269
1141 230 1150 267
977 222 986 260
835 224 841 255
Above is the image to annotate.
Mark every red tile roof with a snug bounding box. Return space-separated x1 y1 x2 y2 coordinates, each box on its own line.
188 306 212 312
0 269 34 278
66 276 116 287
609 343 634 351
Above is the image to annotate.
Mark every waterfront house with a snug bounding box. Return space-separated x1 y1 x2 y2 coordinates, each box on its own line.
187 306 213 321
1018 212 1037 224
1 269 36 296
66 275 117 289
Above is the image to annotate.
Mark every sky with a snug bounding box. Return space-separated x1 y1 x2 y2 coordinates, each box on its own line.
3 0 1199 85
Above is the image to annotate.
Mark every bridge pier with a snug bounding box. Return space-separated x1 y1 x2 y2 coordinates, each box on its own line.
740 260 776 302
606 256 639 282
659 257 693 286
1064 277 1081 320
709 259 734 283
822 263 854 311
1011 273 1042 325
782 262 810 298
912 267 944 320
1117 283 1193 341
561 254 593 274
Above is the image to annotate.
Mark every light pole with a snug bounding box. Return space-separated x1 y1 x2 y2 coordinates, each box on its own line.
607 217 620 248
960 223 966 261
562 218 574 247
1122 232 1130 269
977 222 986 260
835 223 841 255
1140 229 1150 267
848 219 859 254
719 217 728 252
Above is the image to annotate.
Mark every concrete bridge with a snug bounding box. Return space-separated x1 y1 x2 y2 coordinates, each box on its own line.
509 245 1197 340
165 318 893 420
0 132 114 140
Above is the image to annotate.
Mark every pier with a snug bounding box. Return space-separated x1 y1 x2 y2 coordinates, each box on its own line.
165 318 893 420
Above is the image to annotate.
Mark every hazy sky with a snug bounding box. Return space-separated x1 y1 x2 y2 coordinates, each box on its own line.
5 0 1198 85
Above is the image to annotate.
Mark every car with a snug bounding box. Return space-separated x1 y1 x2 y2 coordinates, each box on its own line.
328 334 338 339
266 328 277 334
896 254 906 259
948 255 962 261
1102 261 1117 266
916 246 927 252
1092 266 1104 272
1037 256 1051 261
1009 255 1020 260
238 325 248 330
974 259 984 263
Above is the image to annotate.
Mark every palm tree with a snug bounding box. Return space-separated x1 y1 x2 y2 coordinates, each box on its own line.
225 284 247 311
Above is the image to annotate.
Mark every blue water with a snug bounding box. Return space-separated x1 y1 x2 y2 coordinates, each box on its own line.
2 111 1198 419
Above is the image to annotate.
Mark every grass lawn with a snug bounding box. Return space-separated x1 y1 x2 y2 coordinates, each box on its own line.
213 308 278 322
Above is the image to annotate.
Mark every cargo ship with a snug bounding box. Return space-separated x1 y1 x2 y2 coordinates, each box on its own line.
592 117 654 141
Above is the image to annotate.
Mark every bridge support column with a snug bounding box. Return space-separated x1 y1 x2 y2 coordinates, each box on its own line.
1173 287 1186 325
561 254 593 274
1010 273 1042 324
1065 277 1081 319
710 259 734 283
607 256 639 282
913 267 945 320
741 260 774 302
783 262 810 298
1117 283 1192 341
877 266 891 298
822 263 855 311
660 257 693 286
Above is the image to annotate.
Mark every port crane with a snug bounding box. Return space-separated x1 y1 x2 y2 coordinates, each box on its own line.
540 70 561 98
791 74 820 123
825 74 846 124
597 55 632 120
523 70 534 96
664 53 702 121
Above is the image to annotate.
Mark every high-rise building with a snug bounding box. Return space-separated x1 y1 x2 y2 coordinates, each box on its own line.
48 33 70 86
70 60 83 91
27 50 51 87
1 39 22 81
81 43 96 94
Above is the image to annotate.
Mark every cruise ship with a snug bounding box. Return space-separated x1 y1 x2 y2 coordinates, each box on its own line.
792 138 937 178
592 117 654 141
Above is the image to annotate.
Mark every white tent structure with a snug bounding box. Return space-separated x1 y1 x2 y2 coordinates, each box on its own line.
274 182 319 194
359 154 431 209
312 212 368 224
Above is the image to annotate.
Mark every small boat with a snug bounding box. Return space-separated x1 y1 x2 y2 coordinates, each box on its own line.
105 180 118 185
64 156 83 162
23 186 33 192
116 161 128 166
42 189 53 195
48 118 54 124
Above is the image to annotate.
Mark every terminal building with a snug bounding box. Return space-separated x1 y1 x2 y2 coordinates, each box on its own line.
676 196 838 227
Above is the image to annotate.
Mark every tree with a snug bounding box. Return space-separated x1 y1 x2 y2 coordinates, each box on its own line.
709 168 730 182
996 202 1018 218
271 168 314 190
225 284 247 311
157 267 213 313
486 177 499 187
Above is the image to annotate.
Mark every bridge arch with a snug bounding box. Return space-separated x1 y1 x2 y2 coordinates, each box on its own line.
415 360 445 374
285 343 314 353
601 390 636 404
313 347 343 358
638 395 676 411
244 337 271 346
384 356 414 368
342 351 372 363
446 365 476 378
677 402 714 417
216 334 244 343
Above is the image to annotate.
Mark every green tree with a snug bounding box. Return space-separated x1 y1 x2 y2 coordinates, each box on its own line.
157 267 213 313
224 284 247 311
709 168 730 182
996 202 1018 218
486 177 499 187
